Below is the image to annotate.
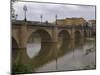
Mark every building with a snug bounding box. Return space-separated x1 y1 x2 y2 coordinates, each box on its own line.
55 17 87 26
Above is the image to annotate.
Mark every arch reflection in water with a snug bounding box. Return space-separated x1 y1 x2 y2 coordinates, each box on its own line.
27 33 41 59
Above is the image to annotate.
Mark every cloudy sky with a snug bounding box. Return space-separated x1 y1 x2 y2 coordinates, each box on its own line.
13 1 96 22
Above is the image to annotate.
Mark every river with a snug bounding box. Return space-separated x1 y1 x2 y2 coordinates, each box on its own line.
26 36 96 72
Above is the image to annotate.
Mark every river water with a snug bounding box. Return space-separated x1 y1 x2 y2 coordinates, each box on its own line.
26 36 96 72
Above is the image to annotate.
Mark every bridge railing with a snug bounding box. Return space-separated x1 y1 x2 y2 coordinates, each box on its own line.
12 20 93 30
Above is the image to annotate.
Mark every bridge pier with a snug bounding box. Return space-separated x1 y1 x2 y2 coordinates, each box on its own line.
12 22 31 64
18 22 28 48
52 26 59 69
71 26 75 41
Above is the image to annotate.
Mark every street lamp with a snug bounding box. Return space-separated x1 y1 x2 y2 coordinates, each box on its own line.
23 5 27 22
15 14 18 20
40 14 43 23
55 14 58 70
55 14 58 25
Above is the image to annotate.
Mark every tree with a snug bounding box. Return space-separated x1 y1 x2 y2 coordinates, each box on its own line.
11 0 21 20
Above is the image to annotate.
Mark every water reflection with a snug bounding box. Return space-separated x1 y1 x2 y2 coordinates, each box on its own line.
35 38 95 72
27 34 41 58
12 35 96 74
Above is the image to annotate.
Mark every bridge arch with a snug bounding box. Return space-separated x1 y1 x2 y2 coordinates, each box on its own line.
74 30 82 45
75 31 82 39
74 30 85 49
58 30 71 40
27 28 52 41
58 30 71 51
26 29 53 59
27 29 53 43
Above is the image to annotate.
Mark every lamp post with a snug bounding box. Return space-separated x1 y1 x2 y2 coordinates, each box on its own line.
55 14 58 25
23 5 27 22
55 14 58 69
15 14 18 20
40 14 43 23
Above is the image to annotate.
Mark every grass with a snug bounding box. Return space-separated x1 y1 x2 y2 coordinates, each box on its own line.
12 55 34 74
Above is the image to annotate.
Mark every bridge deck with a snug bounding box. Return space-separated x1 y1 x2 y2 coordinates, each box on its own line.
12 20 92 30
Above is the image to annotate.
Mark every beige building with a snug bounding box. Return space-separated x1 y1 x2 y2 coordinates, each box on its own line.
56 17 87 26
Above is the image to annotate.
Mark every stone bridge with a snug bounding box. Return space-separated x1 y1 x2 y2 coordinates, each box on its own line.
12 21 92 66
12 21 91 49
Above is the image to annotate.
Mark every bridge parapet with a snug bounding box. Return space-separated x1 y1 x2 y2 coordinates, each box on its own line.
12 20 85 29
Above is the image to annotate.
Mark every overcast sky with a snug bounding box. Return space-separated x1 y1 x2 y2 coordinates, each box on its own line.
13 1 96 22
